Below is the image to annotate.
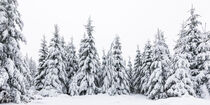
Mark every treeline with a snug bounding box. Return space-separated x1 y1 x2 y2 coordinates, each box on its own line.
35 7 210 100
0 0 210 103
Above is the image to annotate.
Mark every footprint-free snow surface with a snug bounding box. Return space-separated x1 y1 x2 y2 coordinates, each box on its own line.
2 94 210 105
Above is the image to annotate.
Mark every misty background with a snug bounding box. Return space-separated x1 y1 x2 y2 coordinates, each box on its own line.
18 0 210 62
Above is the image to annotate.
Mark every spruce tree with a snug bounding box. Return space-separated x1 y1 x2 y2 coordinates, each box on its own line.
134 41 152 94
35 35 48 91
74 17 100 95
176 7 205 97
146 29 172 99
24 55 36 87
105 43 116 95
132 46 142 93
165 23 195 97
127 57 134 93
165 54 195 97
101 50 112 93
111 36 130 95
195 31 210 97
41 25 67 96
0 0 32 103
66 38 78 95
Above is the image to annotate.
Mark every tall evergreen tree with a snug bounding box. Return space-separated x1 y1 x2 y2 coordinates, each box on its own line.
165 23 195 97
101 50 112 93
132 45 142 93
146 29 172 99
41 25 67 96
74 17 100 95
0 0 31 103
35 35 48 91
127 57 134 93
111 36 130 95
134 41 153 94
66 38 78 95
176 7 205 97
165 54 195 97
196 31 210 97
24 54 37 87
203 32 210 94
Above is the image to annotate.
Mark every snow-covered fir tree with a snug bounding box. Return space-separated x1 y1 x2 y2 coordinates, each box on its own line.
73 17 100 95
126 57 134 93
24 54 37 87
146 29 172 99
40 25 67 96
165 23 195 97
175 7 206 97
203 32 210 94
66 38 79 95
100 50 112 93
195 31 210 97
103 42 116 95
134 41 152 94
110 36 130 95
35 35 48 91
132 45 142 93
0 0 32 103
68 35 87 96
165 54 195 97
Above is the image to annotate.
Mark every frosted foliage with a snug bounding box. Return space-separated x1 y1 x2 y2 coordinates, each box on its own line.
135 41 153 94
36 35 48 91
73 18 100 95
132 46 142 93
41 25 67 95
147 29 172 99
194 32 210 97
127 57 133 93
101 50 112 93
0 0 30 103
165 54 195 97
65 38 78 95
111 36 130 95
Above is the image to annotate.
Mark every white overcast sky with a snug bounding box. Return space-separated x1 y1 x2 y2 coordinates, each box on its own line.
18 0 210 62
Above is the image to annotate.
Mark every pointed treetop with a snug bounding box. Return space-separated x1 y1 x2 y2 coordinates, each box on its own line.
155 29 165 43
42 35 46 41
54 24 59 32
137 45 140 50
190 4 195 16
85 17 94 37
70 37 74 44
115 35 120 41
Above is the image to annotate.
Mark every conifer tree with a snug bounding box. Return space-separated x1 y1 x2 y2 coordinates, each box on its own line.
101 50 112 93
66 38 78 95
165 23 195 97
35 35 48 91
24 55 37 87
127 57 134 93
0 0 32 103
74 17 100 95
176 7 205 97
41 25 67 96
134 41 152 94
146 29 172 99
195 31 210 97
111 36 130 95
165 54 195 97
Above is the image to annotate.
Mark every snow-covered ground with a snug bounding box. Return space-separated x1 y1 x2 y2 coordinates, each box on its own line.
2 94 210 105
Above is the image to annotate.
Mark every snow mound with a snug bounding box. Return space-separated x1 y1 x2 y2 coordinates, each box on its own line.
2 94 210 105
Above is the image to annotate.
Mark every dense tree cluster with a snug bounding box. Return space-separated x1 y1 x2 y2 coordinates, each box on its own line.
0 0 210 103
